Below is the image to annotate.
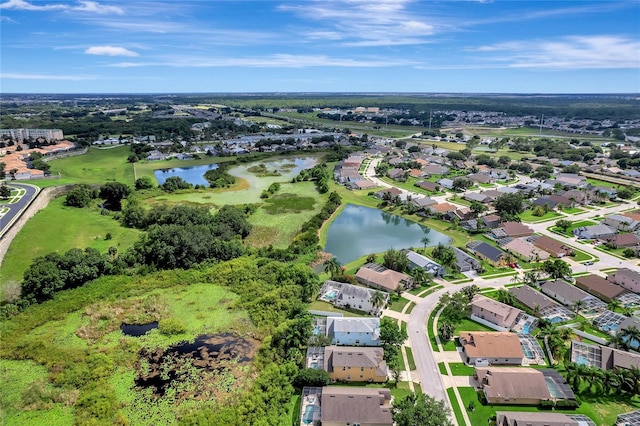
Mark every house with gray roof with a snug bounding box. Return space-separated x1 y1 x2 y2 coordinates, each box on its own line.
438 178 455 189
510 285 574 322
404 250 445 277
573 224 617 240
464 191 492 204
452 247 482 272
466 241 509 267
602 214 640 232
541 279 606 316
496 412 595 426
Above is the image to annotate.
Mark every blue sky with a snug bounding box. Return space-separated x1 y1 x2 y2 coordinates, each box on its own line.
1 0 639 93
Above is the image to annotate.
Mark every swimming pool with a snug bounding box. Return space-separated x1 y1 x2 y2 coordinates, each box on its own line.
324 289 338 301
302 405 318 424
575 354 590 366
309 361 319 369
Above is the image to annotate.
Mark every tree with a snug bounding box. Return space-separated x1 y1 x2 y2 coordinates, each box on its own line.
65 184 97 208
161 176 192 192
371 290 387 311
99 182 131 211
494 192 525 217
556 219 573 233
366 253 377 263
383 248 409 272
323 257 342 278
469 201 487 216
452 177 473 191
0 184 11 199
380 317 407 361
293 368 329 388
135 176 155 190
571 299 585 314
438 321 454 341
410 268 432 287
431 244 459 275
542 259 571 280
607 299 622 312
623 248 637 258
496 289 516 306
393 394 453 426
421 236 431 249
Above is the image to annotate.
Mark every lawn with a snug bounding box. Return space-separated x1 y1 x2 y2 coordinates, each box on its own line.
0 197 142 296
457 385 640 426
549 219 598 237
455 318 494 334
389 297 411 313
519 209 563 223
411 284 443 297
562 207 585 214
45 146 136 186
405 346 416 370
427 309 439 351
287 394 301 426
438 362 448 375
308 300 365 317
447 387 466 426
449 363 475 376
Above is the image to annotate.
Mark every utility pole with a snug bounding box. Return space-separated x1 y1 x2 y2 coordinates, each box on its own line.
539 114 544 136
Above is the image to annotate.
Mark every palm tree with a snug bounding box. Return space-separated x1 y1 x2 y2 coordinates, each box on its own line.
370 290 387 311
324 257 342 278
607 333 629 351
421 236 431 249
571 299 585 314
585 366 605 394
602 369 621 395
607 299 622 313
620 325 640 350
496 289 516 306
410 268 431 288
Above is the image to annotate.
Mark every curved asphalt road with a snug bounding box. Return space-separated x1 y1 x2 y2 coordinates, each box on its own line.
0 183 39 237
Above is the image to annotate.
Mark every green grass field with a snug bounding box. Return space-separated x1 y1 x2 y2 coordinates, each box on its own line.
519 209 563 223
0 197 141 297
45 146 136 186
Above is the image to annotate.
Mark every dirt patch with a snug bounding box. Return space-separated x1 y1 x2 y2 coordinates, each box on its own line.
135 332 258 402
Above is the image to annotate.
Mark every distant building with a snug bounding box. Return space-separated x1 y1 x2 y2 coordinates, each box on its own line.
0 128 63 142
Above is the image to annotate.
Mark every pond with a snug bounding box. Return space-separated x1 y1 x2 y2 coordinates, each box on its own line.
154 163 219 186
121 322 158 337
324 204 452 264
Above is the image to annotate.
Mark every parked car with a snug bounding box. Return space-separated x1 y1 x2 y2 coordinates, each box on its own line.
584 261 594 266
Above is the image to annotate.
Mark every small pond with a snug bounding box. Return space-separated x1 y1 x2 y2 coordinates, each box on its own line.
121 322 158 337
154 163 219 186
324 204 452 264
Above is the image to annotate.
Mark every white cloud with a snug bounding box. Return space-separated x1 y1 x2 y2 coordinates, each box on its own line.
0 0 123 14
0 72 96 80
279 0 437 47
472 35 640 69
85 45 139 57
108 53 415 68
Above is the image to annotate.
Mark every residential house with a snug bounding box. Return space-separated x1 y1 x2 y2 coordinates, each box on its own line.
145 150 169 161
590 185 617 200
602 214 640 232
562 189 589 205
326 317 381 347
573 224 617 240
532 235 574 258
532 194 573 210
423 164 449 175
414 180 440 192
328 282 390 315
496 412 585 426
482 214 502 229
504 238 550 262
467 173 494 185
606 233 640 248
541 279 606 315
481 189 504 201
475 367 557 405
445 207 475 222
320 386 393 426
608 268 640 294
404 250 445 277
470 294 523 331
355 263 414 292
452 247 482 272
464 192 492 204
466 241 509 267
459 332 524 366
621 210 640 223
555 173 587 188
575 274 626 303
497 186 520 194
510 285 574 322
374 187 403 200
408 168 425 179
348 180 378 191
438 178 455 189
571 340 640 371
410 197 437 210
490 222 534 239
386 168 406 180
323 346 388 383
427 202 457 215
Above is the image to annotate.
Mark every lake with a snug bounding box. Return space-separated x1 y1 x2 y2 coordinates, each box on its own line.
324 204 452 264
154 163 219 186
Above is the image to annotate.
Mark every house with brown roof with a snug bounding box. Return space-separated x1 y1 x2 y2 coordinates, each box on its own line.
374 187 402 199
323 346 388 383
459 332 524 366
504 238 550 262
541 279 606 315
482 214 502 229
355 263 413 292
468 173 494 184
320 386 393 426
496 412 582 426
423 164 448 175
491 222 534 238
575 274 626 302
606 233 640 248
475 367 552 405
510 285 574 321
408 168 425 178
608 268 640 294
532 235 574 258
470 294 522 331
414 180 440 192
427 202 457 214
386 168 406 180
